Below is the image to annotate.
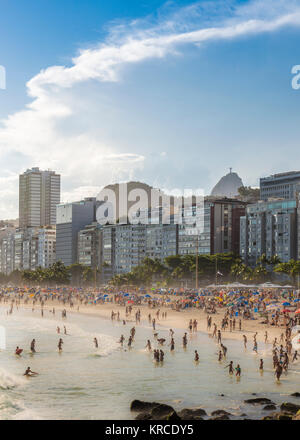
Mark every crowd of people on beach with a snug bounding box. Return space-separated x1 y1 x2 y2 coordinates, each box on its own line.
1 284 300 383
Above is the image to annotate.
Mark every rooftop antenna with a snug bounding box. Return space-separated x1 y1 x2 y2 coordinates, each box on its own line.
229 167 232 174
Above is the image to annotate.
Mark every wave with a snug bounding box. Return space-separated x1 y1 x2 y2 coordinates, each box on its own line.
0 368 26 390
0 394 42 420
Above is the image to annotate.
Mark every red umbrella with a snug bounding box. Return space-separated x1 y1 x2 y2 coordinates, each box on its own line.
282 309 291 313
295 309 300 314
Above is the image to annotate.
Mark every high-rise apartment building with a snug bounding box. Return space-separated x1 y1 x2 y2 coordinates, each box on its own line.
260 171 300 201
240 199 297 265
38 226 56 268
56 198 98 266
19 167 60 228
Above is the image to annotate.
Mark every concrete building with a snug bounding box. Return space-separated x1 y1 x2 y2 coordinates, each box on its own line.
146 224 178 261
0 229 15 275
114 224 146 274
77 222 101 269
19 167 60 228
178 198 246 256
210 198 247 255
260 171 300 201
178 202 212 256
38 226 56 268
22 228 39 270
56 198 97 266
101 225 116 283
240 199 297 266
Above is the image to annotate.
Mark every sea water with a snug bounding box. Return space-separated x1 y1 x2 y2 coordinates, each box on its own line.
0 306 299 420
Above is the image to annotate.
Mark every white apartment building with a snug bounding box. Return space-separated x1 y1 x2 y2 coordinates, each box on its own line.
38 226 56 268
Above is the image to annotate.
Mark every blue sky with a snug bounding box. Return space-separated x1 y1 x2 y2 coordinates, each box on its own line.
0 0 300 218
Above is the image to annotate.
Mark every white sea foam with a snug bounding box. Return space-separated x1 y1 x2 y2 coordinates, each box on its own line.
0 368 26 390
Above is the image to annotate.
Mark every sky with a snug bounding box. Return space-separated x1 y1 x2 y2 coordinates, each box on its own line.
0 0 300 219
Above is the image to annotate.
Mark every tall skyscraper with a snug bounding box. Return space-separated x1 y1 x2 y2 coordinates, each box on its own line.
19 167 60 228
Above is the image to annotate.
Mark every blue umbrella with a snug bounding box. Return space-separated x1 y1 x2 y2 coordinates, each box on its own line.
123 293 129 297
145 294 151 298
282 302 291 306
294 299 300 302
103 294 108 298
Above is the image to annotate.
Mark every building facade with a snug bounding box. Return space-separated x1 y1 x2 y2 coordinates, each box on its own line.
77 222 101 269
38 226 56 268
56 198 98 266
19 167 60 228
240 199 297 266
260 171 300 201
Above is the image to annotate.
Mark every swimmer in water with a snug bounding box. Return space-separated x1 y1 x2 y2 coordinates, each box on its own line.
119 335 125 346
15 346 23 356
94 337 98 348
194 350 199 362
145 340 151 351
24 367 38 377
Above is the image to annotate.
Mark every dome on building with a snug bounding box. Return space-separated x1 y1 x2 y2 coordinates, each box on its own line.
210 169 244 198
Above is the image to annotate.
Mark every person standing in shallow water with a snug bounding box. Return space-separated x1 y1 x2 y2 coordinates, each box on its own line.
58 338 63 352
259 359 264 372
225 361 234 374
169 338 175 352
235 364 241 377
30 339 36 353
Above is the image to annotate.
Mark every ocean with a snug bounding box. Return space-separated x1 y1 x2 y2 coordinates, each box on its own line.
0 306 299 420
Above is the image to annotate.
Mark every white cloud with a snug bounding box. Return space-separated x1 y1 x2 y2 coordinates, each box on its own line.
0 0 300 218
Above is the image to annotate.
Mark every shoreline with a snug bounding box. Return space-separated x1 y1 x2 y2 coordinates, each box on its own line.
7 299 285 347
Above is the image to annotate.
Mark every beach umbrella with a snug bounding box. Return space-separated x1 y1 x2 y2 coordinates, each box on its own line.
123 293 129 297
103 294 108 298
145 294 151 298
282 309 291 313
282 302 291 306
295 309 300 315
294 299 300 302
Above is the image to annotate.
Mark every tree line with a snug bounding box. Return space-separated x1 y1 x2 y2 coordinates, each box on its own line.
1 253 300 287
